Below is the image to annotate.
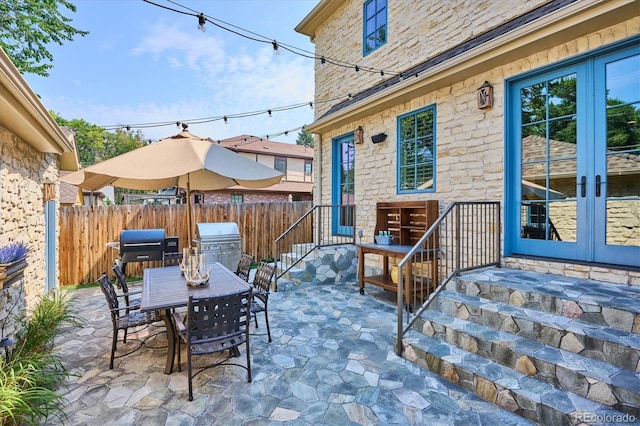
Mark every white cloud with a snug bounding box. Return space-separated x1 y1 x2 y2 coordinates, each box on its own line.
40 13 315 144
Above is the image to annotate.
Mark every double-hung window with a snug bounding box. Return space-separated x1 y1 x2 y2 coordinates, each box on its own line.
363 0 387 55
397 105 436 193
274 157 287 174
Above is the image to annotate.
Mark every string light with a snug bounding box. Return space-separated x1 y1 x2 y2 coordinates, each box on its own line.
98 93 351 132
143 0 405 78
197 12 205 32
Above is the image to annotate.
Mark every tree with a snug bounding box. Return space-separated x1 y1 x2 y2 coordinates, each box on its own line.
0 0 88 76
51 112 145 167
296 129 314 148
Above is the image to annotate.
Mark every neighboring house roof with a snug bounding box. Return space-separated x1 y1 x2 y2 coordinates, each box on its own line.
522 135 640 180
0 47 79 171
215 135 314 159
60 171 83 205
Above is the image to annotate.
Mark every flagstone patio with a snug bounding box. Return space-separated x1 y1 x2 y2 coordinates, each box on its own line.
48 278 533 425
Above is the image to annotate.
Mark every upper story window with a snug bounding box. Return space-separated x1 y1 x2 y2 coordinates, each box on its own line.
230 193 243 203
304 161 313 175
274 157 287 173
363 0 387 56
397 105 436 193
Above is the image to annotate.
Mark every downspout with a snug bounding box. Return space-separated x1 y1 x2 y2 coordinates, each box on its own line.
315 134 322 205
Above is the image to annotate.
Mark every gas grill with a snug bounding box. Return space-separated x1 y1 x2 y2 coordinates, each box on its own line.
119 229 165 273
194 222 242 272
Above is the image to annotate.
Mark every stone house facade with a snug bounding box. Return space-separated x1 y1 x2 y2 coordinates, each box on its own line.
296 0 639 284
0 48 78 344
202 135 314 203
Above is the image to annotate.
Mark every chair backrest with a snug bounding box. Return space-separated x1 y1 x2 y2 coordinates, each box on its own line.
235 253 254 282
112 263 130 293
163 252 184 267
186 289 252 346
252 261 275 300
98 273 119 314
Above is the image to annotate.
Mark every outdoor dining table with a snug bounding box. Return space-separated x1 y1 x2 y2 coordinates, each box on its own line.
140 263 250 374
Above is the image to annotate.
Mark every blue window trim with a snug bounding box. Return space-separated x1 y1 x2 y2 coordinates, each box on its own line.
503 35 640 260
363 0 387 56
396 104 437 194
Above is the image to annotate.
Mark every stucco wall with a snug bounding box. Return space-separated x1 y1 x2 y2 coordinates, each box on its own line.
0 126 59 341
311 3 640 284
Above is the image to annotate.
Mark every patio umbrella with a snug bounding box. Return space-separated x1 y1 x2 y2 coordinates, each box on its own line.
521 179 566 200
62 125 283 245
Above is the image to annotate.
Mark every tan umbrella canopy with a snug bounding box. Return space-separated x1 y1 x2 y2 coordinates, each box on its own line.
62 125 283 244
521 179 566 200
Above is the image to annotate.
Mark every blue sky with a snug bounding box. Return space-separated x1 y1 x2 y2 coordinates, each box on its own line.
24 0 319 144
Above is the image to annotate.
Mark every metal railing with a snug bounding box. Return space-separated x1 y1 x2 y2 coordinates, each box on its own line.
274 204 356 290
395 201 501 355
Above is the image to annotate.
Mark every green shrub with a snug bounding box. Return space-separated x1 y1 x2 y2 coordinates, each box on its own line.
0 290 81 425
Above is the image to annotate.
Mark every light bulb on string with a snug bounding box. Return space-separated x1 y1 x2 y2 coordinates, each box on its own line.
268 109 272 117
272 40 280 55
197 13 206 32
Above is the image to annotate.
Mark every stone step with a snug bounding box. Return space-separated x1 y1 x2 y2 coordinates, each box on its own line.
448 269 640 334
436 290 640 372
413 309 640 416
402 329 632 425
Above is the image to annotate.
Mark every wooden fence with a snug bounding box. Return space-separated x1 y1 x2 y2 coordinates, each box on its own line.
59 201 312 285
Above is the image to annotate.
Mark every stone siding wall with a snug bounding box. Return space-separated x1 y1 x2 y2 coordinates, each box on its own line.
0 126 59 343
312 0 549 118
313 8 639 284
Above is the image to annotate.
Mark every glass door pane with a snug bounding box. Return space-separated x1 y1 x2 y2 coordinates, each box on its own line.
332 135 355 235
598 52 640 261
520 73 578 243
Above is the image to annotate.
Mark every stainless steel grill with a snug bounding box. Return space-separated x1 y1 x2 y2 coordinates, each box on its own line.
194 222 242 272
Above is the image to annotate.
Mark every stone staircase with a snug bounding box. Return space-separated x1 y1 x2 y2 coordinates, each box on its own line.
401 268 640 425
277 243 357 290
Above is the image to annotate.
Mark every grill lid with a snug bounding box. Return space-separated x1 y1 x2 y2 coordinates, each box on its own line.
195 222 240 242
120 229 165 248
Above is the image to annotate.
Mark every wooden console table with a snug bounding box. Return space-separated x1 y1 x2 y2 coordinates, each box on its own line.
358 200 439 301
357 243 437 301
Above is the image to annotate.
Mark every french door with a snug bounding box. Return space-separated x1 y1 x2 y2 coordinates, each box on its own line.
332 134 355 236
508 41 639 267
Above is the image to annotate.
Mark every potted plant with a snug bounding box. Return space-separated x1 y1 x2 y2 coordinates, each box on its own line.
0 242 28 289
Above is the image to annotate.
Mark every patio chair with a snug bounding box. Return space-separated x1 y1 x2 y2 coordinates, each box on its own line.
235 253 254 282
250 261 275 342
112 263 142 311
173 289 253 401
98 273 161 369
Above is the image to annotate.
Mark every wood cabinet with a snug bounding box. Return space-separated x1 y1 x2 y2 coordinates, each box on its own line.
374 201 439 246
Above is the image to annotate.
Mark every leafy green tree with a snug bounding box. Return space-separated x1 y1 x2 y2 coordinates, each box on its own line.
51 112 145 167
0 0 88 76
296 129 314 148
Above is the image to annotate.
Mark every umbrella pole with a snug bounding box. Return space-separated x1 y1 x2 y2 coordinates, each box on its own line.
186 176 193 248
